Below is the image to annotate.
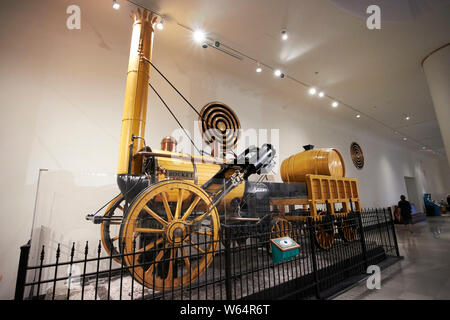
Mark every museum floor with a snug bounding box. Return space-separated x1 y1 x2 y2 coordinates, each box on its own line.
334 215 450 300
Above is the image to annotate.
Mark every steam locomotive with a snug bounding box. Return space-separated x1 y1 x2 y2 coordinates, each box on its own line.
86 8 361 290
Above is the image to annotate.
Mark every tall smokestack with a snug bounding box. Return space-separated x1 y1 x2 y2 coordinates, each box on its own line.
117 9 156 175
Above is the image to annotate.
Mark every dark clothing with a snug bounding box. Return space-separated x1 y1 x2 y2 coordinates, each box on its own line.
398 200 412 224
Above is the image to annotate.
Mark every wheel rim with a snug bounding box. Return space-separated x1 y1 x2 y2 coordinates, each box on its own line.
339 215 357 242
120 181 219 290
314 216 335 250
101 194 125 263
268 217 294 253
271 218 292 238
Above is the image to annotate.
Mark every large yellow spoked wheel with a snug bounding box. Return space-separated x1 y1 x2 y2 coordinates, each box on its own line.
338 213 358 243
101 194 126 264
314 215 335 250
119 180 220 291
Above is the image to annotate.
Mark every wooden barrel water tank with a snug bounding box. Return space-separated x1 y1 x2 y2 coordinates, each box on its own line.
280 146 345 182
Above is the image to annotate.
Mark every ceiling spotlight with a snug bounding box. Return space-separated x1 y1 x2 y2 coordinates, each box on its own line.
256 63 262 73
112 0 120 10
332 101 339 108
422 146 426 150
356 114 361 118
156 19 164 30
403 137 407 141
281 30 288 40
405 116 410 120
309 88 317 95
193 29 206 43
202 42 208 49
318 91 324 98
274 69 282 77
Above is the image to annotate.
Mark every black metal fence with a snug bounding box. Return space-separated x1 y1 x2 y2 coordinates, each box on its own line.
15 208 400 300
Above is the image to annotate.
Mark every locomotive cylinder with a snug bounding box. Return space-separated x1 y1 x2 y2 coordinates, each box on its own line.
280 146 345 182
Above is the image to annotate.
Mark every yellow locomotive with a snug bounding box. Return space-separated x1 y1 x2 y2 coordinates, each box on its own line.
87 8 361 291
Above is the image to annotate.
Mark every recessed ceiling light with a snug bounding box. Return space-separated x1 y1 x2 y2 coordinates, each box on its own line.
274 69 282 77
405 116 410 120
193 30 206 43
356 114 361 118
156 19 164 30
309 88 317 95
112 0 120 10
256 66 262 73
318 91 324 98
281 30 288 40
422 146 426 150
332 101 339 108
403 137 407 141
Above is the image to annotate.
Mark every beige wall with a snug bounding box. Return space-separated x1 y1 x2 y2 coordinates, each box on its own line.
0 0 449 299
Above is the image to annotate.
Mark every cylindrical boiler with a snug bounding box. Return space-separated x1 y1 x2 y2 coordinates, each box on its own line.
280 145 345 182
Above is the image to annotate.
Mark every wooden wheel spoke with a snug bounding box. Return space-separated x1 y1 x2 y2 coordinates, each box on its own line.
184 239 205 254
136 237 165 254
181 247 191 270
195 230 212 236
135 227 165 234
144 245 167 279
143 205 168 226
191 211 211 224
161 192 173 221
181 196 201 221
165 249 174 283
174 188 185 220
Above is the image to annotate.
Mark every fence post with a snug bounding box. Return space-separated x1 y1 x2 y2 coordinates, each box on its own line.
387 207 400 256
375 208 385 247
224 226 233 300
307 217 321 300
357 212 368 270
14 240 31 300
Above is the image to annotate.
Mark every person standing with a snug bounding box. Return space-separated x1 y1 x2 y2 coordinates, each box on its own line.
398 195 413 233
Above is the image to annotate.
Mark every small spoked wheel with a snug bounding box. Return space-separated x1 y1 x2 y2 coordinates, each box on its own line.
119 181 220 291
101 194 126 263
268 217 294 253
338 213 358 242
314 215 335 250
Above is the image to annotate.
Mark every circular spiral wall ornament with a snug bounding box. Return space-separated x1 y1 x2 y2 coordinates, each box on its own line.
350 142 364 169
199 102 241 150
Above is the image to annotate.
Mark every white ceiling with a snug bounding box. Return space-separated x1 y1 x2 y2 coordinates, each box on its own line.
131 0 450 154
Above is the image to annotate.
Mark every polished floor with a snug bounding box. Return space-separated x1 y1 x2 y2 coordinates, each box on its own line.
334 215 450 300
